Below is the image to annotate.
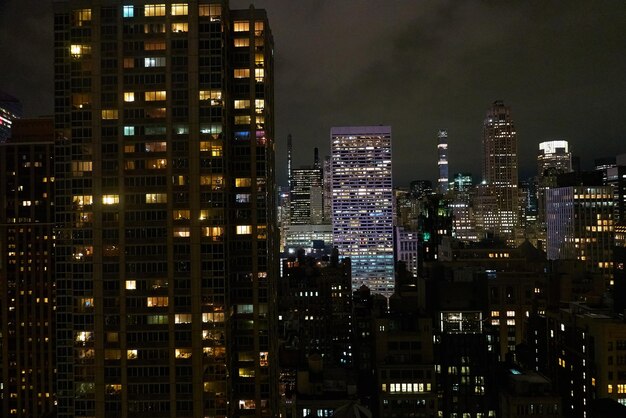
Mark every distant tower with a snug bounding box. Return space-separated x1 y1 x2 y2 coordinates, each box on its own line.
313 147 320 169
287 133 293 188
437 130 449 193
331 126 394 298
0 91 23 142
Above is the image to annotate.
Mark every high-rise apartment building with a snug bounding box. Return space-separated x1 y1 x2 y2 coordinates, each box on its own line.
53 2 276 417
476 101 520 244
437 130 449 194
330 126 394 297
0 119 56 417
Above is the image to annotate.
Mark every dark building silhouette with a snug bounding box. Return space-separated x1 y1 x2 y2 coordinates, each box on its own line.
0 118 56 417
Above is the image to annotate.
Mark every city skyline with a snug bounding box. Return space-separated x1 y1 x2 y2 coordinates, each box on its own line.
1 1 626 185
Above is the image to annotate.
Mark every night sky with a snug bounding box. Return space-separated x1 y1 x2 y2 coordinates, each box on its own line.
1 1 625 186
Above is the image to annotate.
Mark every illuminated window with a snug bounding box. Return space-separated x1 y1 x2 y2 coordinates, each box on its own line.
146 296 168 307
124 92 135 102
174 227 190 237
145 193 167 203
255 99 265 110
145 40 166 51
73 195 93 207
234 38 250 47
147 108 166 118
236 193 250 203
202 312 224 323
145 90 166 101
123 58 134 68
73 9 92 26
236 178 251 187
234 99 250 109
171 3 188 15
147 314 168 324
70 44 91 58
254 21 264 33
71 161 92 173
233 21 249 32
144 57 166 67
104 349 121 360
173 210 190 220
124 126 135 136
75 331 93 342
176 348 192 359
259 351 269 367
145 141 167 152
506 311 515 317
254 68 264 81
239 400 255 409
237 225 252 235
507 319 516 326
127 350 138 359
101 109 118 120
146 158 167 169
202 226 223 239
235 115 251 125
234 68 250 78
171 22 188 32
199 4 221 19
144 4 166 16
175 314 192 324
125 280 136 290
102 194 119 205
123 5 134 18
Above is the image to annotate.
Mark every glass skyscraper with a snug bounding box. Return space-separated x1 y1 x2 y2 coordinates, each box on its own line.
330 126 394 298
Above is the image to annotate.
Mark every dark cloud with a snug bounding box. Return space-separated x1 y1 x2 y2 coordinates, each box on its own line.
2 1 625 185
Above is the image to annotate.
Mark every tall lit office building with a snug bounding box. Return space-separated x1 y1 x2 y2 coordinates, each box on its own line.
53 2 276 417
289 151 323 225
536 140 572 224
476 101 519 244
437 130 449 194
0 119 56 417
546 173 614 284
330 126 394 297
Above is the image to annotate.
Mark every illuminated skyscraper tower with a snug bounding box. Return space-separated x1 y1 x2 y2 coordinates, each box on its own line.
330 126 394 297
475 101 520 244
53 2 276 416
437 130 449 194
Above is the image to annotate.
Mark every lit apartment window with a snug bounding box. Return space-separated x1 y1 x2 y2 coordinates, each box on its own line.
171 22 188 32
234 68 250 78
235 115 251 125
234 38 250 47
506 311 515 317
199 4 221 19
202 312 224 323
144 4 166 16
123 5 134 18
146 296 168 307
173 210 190 220
254 21 264 33
73 195 93 207
145 141 167 152
145 90 167 101
144 57 166 67
255 68 264 81
175 314 192 324
235 178 251 187
145 40 166 50
147 314 168 324
125 280 136 290
127 350 138 359
70 44 91 58
101 109 118 119
237 225 252 235
234 99 250 109
102 195 119 205
255 99 265 110
124 92 135 102
260 352 269 367
233 21 249 32
174 227 190 237
171 3 188 15
73 9 92 26
145 193 167 203
202 226 223 239
146 108 166 118
123 126 135 136
146 158 167 169
176 348 192 359
123 58 134 68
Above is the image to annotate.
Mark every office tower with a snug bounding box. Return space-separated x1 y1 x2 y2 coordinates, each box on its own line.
594 157 616 184
394 227 419 277
476 101 520 244
287 133 293 189
0 91 23 142
289 151 323 225
546 172 614 284
536 140 572 224
437 130 449 194
331 126 394 297
53 2 276 417
323 155 332 223
453 173 473 192
0 119 56 417
607 154 626 223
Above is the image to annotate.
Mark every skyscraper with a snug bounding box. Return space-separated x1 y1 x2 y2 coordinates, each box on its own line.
536 140 572 224
53 2 276 416
0 91 23 142
0 118 56 417
289 150 323 225
330 126 394 297
437 130 449 194
476 101 519 244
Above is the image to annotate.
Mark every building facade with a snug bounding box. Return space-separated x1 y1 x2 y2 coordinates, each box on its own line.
53 1 277 417
437 130 449 194
0 119 56 417
330 126 394 297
